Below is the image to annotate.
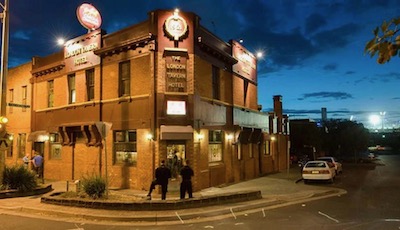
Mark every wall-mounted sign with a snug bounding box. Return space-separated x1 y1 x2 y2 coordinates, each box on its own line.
232 40 257 83
165 55 187 92
64 29 101 72
167 100 186 115
77 3 102 31
164 9 188 41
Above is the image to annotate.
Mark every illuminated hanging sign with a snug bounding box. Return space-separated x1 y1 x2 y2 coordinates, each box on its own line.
164 9 188 41
77 3 102 30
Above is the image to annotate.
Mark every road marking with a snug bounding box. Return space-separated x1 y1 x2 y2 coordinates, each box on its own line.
318 211 340 223
175 212 184 224
262 208 266 217
230 208 237 219
384 219 400 222
204 226 214 228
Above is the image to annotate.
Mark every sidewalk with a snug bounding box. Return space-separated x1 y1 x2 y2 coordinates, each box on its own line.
0 166 346 226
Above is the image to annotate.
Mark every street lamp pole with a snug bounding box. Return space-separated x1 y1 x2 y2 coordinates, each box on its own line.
0 0 9 117
0 0 9 184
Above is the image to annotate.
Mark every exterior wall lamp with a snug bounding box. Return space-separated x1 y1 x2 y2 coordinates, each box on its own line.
226 134 233 141
197 133 204 141
271 136 276 141
146 133 153 141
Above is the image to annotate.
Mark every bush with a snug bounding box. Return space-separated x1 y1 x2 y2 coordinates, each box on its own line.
81 175 106 199
2 165 37 192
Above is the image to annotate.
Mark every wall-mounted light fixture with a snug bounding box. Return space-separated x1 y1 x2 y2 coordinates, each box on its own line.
146 133 153 141
271 136 276 141
197 133 204 141
226 134 233 141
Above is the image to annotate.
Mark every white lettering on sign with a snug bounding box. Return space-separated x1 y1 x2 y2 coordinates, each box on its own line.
74 56 88 66
166 63 186 69
65 43 98 59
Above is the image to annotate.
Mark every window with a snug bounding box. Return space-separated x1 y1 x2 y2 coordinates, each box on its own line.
22 86 27 112
264 140 271 155
50 133 61 159
119 61 130 96
114 130 137 165
18 133 26 159
48 80 54 107
9 89 13 113
68 74 76 104
208 130 223 162
212 65 220 100
86 68 95 101
6 135 13 158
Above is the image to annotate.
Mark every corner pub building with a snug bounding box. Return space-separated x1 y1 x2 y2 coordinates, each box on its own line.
4 8 290 192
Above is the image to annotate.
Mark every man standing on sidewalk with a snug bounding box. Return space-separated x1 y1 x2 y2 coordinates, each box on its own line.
147 160 171 200
32 151 44 183
180 160 194 199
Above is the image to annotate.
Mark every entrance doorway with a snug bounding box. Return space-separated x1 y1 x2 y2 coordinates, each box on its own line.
166 141 185 179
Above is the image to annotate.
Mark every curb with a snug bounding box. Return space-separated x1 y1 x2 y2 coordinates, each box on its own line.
0 184 52 199
41 190 262 211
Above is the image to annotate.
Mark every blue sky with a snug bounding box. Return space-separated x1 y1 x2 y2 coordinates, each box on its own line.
4 0 400 128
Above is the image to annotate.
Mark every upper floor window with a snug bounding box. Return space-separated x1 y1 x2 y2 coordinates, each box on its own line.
68 74 76 104
9 89 13 113
212 65 220 100
86 69 95 101
48 80 54 107
119 61 130 97
22 86 27 112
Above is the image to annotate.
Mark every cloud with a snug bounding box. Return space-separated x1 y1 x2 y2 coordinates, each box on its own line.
298 92 353 101
323 63 338 71
305 13 327 34
312 23 361 49
12 30 31 40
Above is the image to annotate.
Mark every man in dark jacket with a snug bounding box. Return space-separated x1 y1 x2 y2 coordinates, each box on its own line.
180 160 194 199
147 160 171 200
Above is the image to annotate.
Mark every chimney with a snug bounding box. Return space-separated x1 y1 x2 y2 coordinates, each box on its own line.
273 95 283 133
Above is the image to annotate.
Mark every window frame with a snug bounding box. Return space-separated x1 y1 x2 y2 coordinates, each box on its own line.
119 61 131 97
86 68 95 101
212 65 220 100
68 74 76 104
48 80 54 107
208 130 223 163
113 130 137 166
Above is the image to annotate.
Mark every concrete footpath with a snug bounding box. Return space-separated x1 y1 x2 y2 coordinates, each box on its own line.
0 166 346 226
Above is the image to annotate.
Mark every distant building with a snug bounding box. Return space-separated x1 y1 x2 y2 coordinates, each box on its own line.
5 8 289 191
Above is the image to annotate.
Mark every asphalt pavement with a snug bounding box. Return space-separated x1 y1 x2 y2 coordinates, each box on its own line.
0 166 346 226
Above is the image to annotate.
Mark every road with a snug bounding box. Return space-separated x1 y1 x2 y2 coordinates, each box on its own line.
0 153 399 229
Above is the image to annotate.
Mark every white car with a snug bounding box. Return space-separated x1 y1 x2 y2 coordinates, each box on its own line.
302 160 336 183
317 156 343 174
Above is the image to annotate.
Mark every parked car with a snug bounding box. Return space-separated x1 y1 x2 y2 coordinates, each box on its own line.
317 156 343 174
302 160 336 183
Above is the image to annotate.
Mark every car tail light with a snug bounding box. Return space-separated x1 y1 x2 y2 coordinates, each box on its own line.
320 170 330 174
302 170 312 174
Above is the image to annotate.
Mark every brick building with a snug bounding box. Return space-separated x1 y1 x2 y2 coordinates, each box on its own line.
4 8 289 192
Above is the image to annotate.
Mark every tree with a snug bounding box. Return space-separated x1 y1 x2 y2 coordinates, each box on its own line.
365 17 400 64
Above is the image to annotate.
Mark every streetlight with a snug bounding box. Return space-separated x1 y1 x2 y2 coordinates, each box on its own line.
369 114 380 128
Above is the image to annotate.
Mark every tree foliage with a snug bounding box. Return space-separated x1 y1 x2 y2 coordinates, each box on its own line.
364 17 400 64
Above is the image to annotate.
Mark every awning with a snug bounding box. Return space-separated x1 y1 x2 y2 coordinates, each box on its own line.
28 131 49 142
160 125 193 140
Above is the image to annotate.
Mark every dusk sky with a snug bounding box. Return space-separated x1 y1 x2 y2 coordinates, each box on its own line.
4 0 400 128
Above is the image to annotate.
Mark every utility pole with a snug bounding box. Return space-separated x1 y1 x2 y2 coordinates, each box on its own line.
0 0 9 184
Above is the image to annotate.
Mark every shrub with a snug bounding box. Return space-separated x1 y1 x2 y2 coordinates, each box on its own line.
2 165 37 192
81 175 106 199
